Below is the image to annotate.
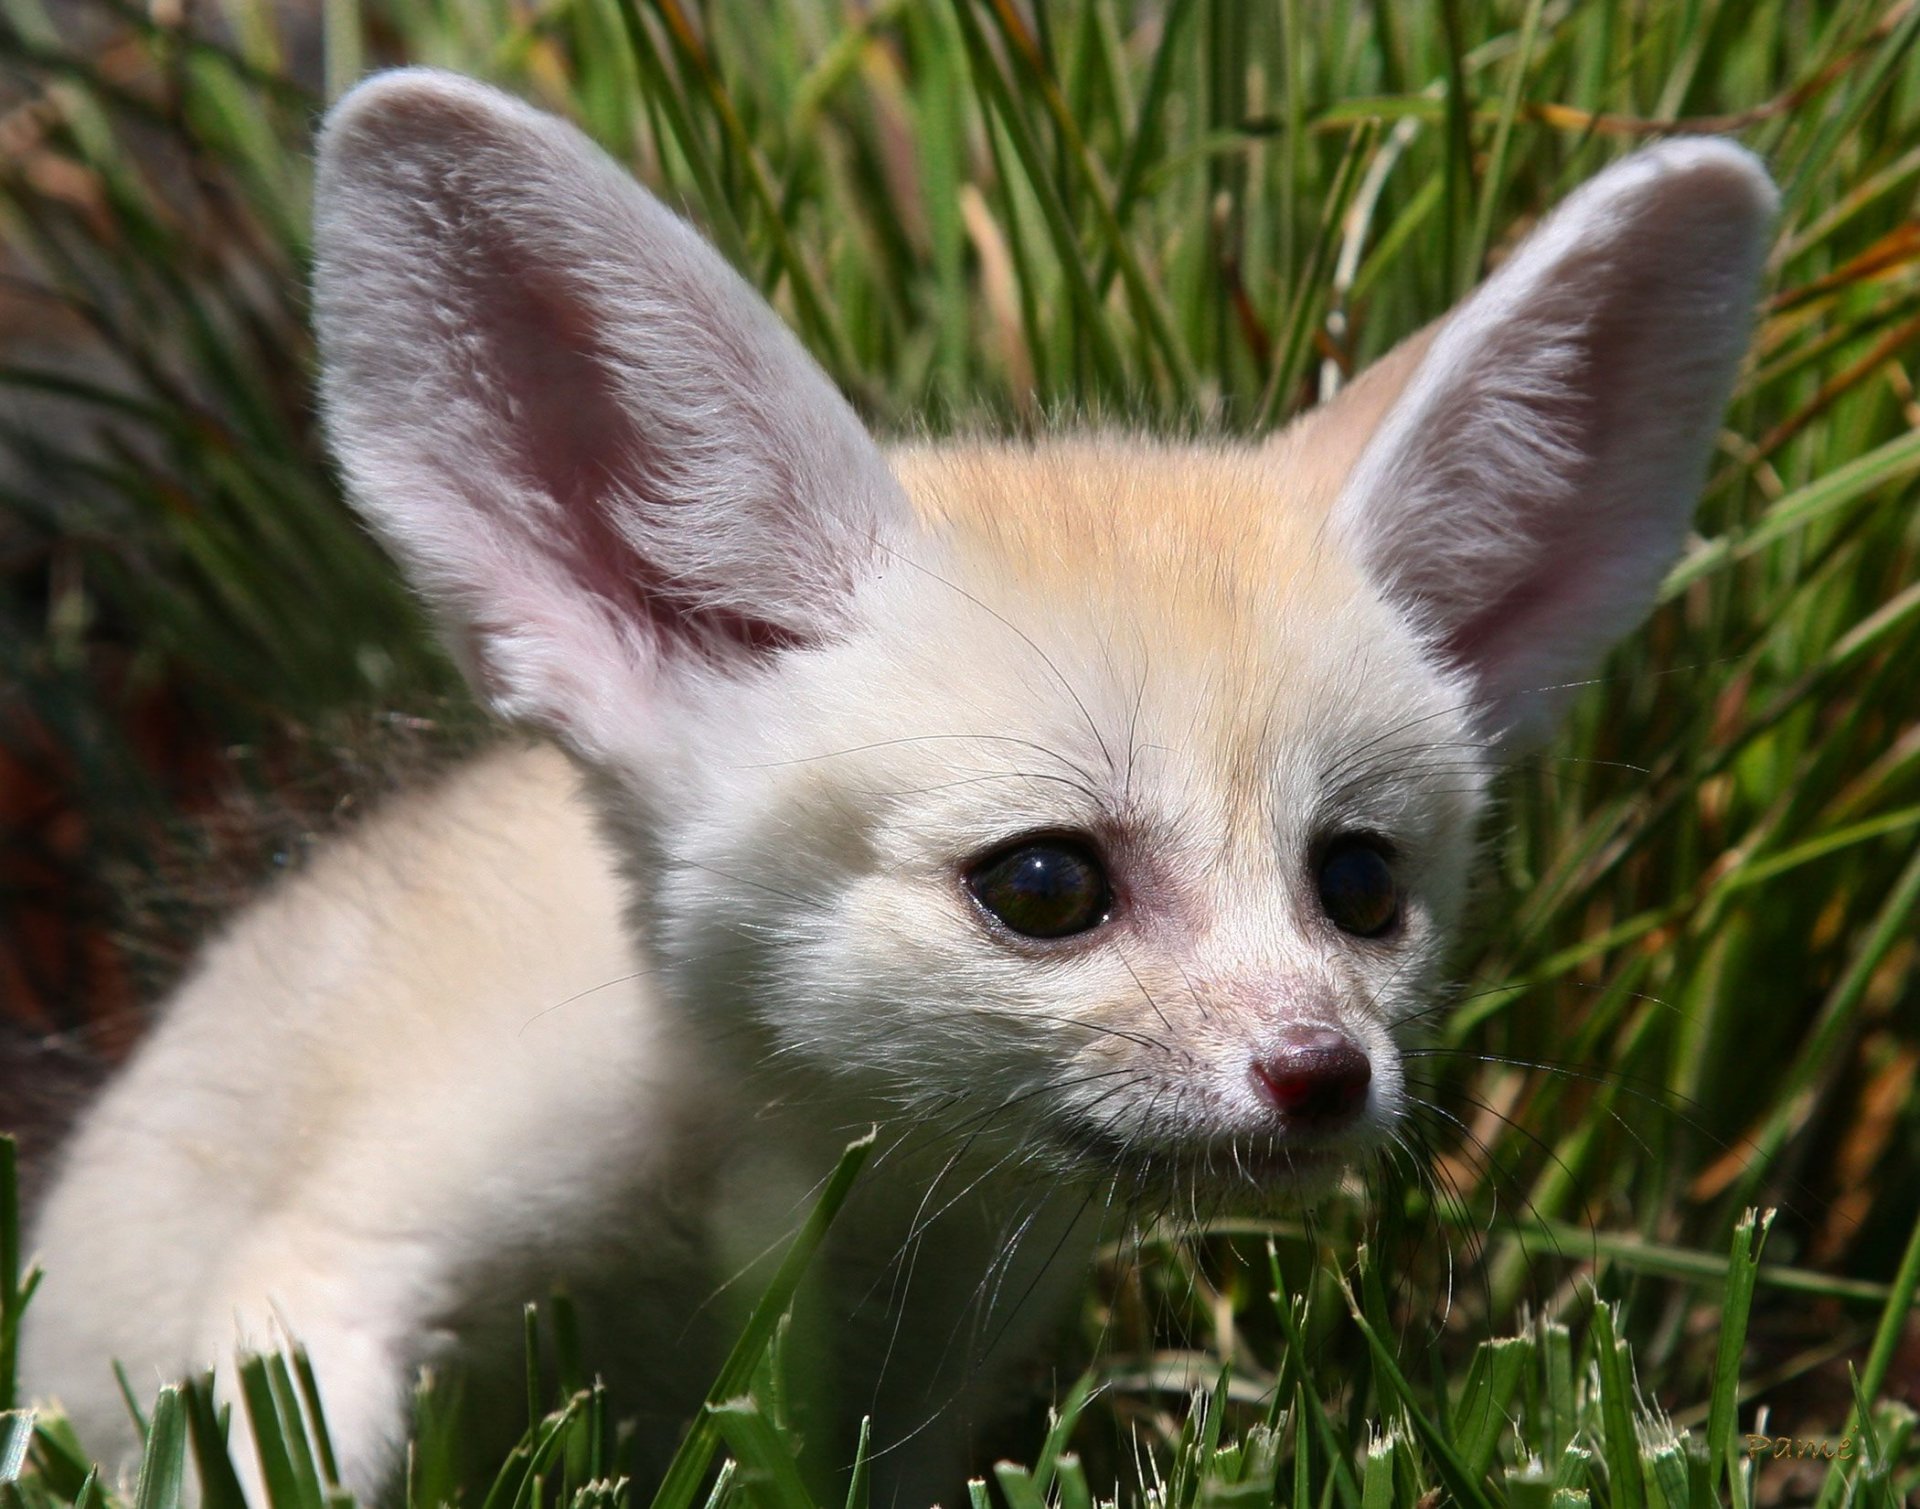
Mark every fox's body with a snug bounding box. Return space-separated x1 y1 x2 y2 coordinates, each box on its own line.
22 72 1776 1508
26 434 1425 1493
28 738 1089 1496
30 747 705 1483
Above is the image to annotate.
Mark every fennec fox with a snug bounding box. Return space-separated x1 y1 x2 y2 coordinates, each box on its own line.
22 70 1775 1507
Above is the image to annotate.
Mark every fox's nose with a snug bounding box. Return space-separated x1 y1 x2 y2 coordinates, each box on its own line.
1251 1027 1371 1125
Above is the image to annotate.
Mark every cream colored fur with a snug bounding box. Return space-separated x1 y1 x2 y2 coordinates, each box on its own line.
22 71 1776 1508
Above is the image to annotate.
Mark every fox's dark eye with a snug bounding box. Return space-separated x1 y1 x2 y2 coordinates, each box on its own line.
1316 837 1399 938
967 838 1112 940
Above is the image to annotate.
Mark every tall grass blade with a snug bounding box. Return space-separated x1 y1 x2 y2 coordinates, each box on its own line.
647 1130 874 1509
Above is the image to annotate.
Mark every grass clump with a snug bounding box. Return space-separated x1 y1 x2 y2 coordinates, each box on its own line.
2 1 1919 1506
3 1143 1916 1507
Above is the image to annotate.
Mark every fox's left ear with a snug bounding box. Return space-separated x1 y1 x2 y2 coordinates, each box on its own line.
1331 140 1776 748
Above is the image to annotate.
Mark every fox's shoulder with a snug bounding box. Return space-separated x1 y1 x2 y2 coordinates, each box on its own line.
165 741 636 1051
307 739 606 904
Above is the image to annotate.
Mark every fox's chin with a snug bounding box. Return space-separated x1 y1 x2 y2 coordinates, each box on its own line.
1052 1126 1377 1209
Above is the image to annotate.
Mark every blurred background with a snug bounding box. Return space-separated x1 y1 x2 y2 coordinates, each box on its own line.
1 0 1917 1495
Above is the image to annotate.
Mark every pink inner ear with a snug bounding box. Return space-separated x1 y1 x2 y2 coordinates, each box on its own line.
1432 377 1599 689
1444 278 1731 714
1326 140 1774 750
317 72 912 760
462 247 809 666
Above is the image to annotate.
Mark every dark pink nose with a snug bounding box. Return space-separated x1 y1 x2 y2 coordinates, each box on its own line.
1251 1027 1371 1125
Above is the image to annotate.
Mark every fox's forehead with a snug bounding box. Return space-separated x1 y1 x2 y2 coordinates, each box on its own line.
755 434 1474 865
881 333 1429 624
878 434 1451 755
890 435 1356 613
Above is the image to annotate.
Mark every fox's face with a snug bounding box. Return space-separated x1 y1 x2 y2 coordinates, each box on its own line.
313 73 1774 1198
642 440 1478 1193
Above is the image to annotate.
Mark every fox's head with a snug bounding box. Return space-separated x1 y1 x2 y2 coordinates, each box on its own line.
313 73 1773 1200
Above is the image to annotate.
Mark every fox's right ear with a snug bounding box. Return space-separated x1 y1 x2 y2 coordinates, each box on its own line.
313 71 907 765
1327 140 1775 750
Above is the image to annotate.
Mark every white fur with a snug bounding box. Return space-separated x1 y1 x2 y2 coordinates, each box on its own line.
21 72 1773 1508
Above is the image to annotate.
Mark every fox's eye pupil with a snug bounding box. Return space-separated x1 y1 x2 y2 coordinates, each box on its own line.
968 840 1110 940
1317 838 1399 937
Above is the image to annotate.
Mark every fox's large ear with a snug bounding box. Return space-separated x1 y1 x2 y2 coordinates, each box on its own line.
1331 141 1775 748
313 71 906 763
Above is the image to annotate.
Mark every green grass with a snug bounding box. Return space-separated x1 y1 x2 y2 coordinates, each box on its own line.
1 1141 1915 1509
2 0 1919 1505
